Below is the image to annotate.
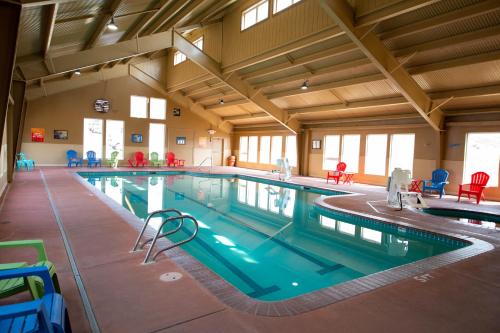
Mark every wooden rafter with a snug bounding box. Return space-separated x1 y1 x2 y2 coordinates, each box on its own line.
41 3 58 56
84 0 124 50
119 0 174 41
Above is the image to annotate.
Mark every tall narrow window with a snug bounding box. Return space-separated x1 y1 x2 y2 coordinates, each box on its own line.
239 136 249 162
259 136 271 164
248 136 258 163
270 136 282 165
241 0 268 30
365 134 388 176
105 120 124 159
341 134 360 172
149 123 165 160
323 135 340 170
130 95 148 118
464 132 500 186
285 135 297 167
193 36 203 50
173 51 187 65
389 134 415 174
83 118 103 159
150 98 166 120
274 0 301 13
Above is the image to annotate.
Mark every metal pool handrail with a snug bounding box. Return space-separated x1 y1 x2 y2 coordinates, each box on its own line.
143 215 199 264
131 208 183 252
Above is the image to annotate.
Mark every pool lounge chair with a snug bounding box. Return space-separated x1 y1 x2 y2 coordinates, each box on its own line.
0 266 72 333
150 152 163 167
66 150 82 168
107 151 119 168
166 152 185 167
0 240 60 300
422 169 449 198
458 171 489 204
326 162 346 184
86 151 102 168
128 151 148 167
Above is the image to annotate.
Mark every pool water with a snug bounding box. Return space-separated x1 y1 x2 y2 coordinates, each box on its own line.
423 208 500 229
81 172 468 301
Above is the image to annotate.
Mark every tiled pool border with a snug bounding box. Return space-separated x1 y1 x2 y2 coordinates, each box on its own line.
73 170 494 317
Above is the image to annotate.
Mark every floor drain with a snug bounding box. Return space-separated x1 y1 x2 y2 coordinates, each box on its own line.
160 272 182 282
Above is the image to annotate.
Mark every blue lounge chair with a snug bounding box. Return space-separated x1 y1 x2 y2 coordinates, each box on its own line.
0 266 72 333
86 151 101 168
422 169 449 198
16 153 35 171
66 150 82 168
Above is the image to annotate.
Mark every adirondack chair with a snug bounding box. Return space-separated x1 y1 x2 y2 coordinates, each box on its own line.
128 152 148 167
150 152 163 167
66 150 82 168
107 151 119 168
422 169 449 198
16 153 35 171
458 171 490 204
0 240 60 300
86 151 101 168
166 152 185 167
326 162 346 184
0 266 72 333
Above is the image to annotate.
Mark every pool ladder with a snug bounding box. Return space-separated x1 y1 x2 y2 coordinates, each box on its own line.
131 208 199 264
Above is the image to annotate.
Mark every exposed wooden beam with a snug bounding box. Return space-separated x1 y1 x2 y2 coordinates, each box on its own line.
287 96 408 115
206 99 250 110
166 73 214 93
194 92 239 104
41 3 58 56
84 0 124 50
355 0 440 27
173 31 301 134
139 0 192 36
222 112 269 121
320 0 444 131
379 0 500 40
185 81 226 97
18 29 173 81
119 0 173 41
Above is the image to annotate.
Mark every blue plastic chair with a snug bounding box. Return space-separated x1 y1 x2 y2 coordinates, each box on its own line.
66 150 82 168
86 151 101 168
16 153 35 171
422 169 449 198
0 266 71 333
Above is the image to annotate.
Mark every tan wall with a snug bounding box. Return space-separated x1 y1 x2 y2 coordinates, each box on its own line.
0 120 8 195
221 0 334 69
21 76 230 166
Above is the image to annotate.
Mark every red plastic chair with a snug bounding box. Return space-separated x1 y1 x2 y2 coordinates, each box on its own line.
166 152 185 167
458 171 489 204
326 162 346 184
128 151 148 167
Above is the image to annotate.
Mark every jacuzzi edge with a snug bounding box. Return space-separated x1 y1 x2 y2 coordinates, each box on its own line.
72 170 495 317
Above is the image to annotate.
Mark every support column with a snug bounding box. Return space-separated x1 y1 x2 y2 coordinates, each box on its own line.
298 129 311 176
9 80 27 182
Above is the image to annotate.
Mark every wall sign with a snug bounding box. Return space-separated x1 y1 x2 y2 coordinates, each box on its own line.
94 99 110 113
173 107 181 116
312 139 321 149
131 134 143 143
54 130 68 140
31 128 45 142
176 136 186 145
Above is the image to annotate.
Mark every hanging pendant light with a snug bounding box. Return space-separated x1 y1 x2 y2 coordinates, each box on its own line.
107 17 118 31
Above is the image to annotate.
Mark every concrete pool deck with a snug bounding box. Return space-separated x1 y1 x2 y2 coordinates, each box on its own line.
1 166 499 333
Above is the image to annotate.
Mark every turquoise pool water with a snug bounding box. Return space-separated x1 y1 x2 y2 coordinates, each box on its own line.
80 172 468 301
423 208 500 229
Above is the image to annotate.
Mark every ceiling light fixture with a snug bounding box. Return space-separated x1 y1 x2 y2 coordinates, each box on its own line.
74 69 81 76
301 80 309 90
107 17 118 31
219 98 224 105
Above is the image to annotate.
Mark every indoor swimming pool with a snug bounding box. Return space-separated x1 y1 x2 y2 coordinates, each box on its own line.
79 172 469 301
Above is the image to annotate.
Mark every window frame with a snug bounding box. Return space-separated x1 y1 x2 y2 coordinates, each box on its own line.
241 0 269 31
173 51 187 66
365 134 388 176
105 119 124 159
239 136 249 162
248 136 259 163
273 0 301 14
388 133 416 175
285 135 297 167
193 36 203 50
149 97 167 120
130 95 148 119
341 134 360 173
259 136 271 164
323 135 340 170
148 123 166 160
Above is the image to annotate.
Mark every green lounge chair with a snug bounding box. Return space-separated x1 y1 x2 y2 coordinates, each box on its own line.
0 240 60 299
150 152 163 167
107 151 119 168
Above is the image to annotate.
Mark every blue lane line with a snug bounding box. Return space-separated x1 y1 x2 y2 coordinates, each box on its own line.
40 170 101 333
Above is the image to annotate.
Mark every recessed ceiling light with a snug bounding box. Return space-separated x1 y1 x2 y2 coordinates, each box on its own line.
74 69 81 76
107 17 118 31
301 80 309 90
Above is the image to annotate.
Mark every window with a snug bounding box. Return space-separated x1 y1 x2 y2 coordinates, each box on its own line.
130 95 148 118
270 136 282 165
149 123 165 160
193 36 203 50
149 98 166 120
361 227 382 244
239 136 249 162
83 118 103 159
105 120 124 159
274 0 301 13
320 216 336 230
238 180 247 203
464 132 500 187
173 51 187 65
341 135 360 173
365 134 388 176
338 222 356 236
241 0 268 30
247 181 257 206
389 134 415 174
285 135 297 167
259 136 271 164
323 135 340 170
248 136 258 163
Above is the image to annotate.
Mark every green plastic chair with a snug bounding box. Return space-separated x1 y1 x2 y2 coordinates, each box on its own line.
0 240 60 299
150 152 163 167
107 151 119 168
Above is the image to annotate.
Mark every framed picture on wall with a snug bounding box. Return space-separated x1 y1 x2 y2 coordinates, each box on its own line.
173 108 181 116
131 134 143 143
54 130 68 140
312 139 321 149
176 136 186 145
31 128 45 142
